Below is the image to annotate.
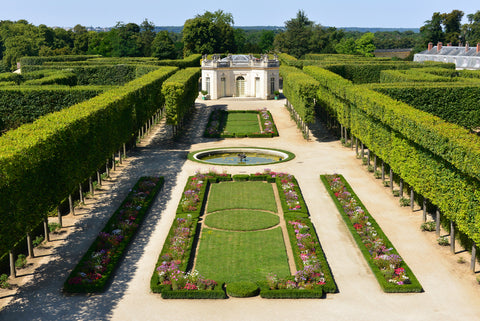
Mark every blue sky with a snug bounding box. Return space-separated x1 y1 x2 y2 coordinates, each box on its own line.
1 0 478 28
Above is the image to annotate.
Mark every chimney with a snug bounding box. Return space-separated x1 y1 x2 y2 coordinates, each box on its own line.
466 42 469 52
437 42 442 52
428 42 433 51
477 43 480 53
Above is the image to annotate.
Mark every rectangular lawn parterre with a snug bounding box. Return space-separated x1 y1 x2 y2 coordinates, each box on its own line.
195 227 291 283
207 181 277 212
224 112 260 134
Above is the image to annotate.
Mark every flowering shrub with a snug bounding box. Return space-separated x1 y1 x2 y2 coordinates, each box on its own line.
64 176 163 292
258 108 276 134
324 174 417 288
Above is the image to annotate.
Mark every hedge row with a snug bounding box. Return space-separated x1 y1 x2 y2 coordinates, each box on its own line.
20 64 147 85
280 65 319 124
0 86 107 133
304 65 480 183
19 55 101 66
64 176 163 293
369 83 480 129
306 65 480 244
379 69 456 83
162 67 201 126
321 175 422 293
0 66 177 255
322 61 455 83
157 54 202 68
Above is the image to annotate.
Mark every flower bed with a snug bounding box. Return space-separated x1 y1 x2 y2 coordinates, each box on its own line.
64 176 163 293
176 170 232 217
204 109 278 138
263 169 308 217
321 174 423 293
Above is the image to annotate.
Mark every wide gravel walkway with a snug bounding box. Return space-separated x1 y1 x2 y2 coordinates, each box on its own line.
1 97 480 321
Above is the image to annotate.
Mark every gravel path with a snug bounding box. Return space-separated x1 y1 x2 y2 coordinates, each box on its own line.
1 97 480 321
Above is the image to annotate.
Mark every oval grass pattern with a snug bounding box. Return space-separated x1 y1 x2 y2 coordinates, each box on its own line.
204 210 279 231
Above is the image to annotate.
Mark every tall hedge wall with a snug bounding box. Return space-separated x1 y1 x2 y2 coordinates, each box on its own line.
369 83 480 130
280 65 319 123
162 67 201 126
304 65 480 244
20 55 102 66
0 66 177 255
321 62 455 84
0 86 107 133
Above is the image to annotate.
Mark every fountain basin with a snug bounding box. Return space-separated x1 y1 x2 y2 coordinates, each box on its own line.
188 147 295 166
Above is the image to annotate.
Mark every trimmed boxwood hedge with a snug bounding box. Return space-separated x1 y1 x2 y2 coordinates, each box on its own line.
257 280 323 299
160 285 227 299
64 176 164 293
226 281 260 297
321 174 423 293
0 66 177 256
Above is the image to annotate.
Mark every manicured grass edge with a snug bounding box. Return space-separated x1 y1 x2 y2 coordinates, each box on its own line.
64 176 164 293
320 174 423 293
257 280 323 299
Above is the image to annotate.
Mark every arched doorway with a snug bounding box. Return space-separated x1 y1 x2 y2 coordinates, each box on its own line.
236 76 245 97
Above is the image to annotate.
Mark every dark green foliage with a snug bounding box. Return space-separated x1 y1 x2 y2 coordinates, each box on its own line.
370 83 480 129
280 65 319 123
20 55 101 66
64 177 163 293
160 286 227 299
0 67 176 255
226 281 260 297
232 174 250 181
162 67 201 126
321 175 423 293
0 86 105 133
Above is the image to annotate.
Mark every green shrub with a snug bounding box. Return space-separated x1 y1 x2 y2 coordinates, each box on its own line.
32 235 44 247
233 174 250 181
15 254 27 269
399 197 410 207
257 281 323 299
0 274 11 289
226 281 260 297
421 221 436 232
48 222 61 233
437 236 450 246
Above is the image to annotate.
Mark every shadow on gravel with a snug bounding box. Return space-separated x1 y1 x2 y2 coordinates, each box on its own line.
0 103 210 321
308 117 338 143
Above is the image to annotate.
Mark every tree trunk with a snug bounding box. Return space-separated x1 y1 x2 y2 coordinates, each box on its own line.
44 215 50 242
69 194 75 215
112 154 116 171
374 155 377 171
79 183 84 204
340 124 344 141
9 250 15 278
355 138 358 155
89 176 94 196
436 209 441 236
361 143 364 158
450 221 455 254
367 149 371 166
58 206 63 227
399 179 404 198
97 171 102 187
105 160 109 178
27 232 34 258
423 198 427 222
410 189 414 211
381 162 385 181
123 143 127 160
389 168 393 192
471 242 477 272
118 150 122 165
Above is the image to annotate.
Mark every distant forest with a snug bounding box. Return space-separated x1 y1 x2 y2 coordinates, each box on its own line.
0 9 478 70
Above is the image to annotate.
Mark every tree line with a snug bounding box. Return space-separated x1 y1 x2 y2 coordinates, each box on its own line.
2 9 479 71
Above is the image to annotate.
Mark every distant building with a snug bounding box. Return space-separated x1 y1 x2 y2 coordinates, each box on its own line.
201 54 280 100
414 42 480 70
374 49 412 59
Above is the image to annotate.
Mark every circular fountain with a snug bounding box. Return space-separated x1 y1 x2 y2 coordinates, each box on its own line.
188 147 295 166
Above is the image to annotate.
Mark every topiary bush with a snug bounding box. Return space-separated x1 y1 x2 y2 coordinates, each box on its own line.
226 281 260 298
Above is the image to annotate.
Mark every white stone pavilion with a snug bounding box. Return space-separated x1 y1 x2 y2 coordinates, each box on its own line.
201 54 280 100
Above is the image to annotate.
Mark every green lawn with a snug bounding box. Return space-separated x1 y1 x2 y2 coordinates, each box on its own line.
204 209 279 231
224 112 260 134
207 181 277 212
195 227 290 282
